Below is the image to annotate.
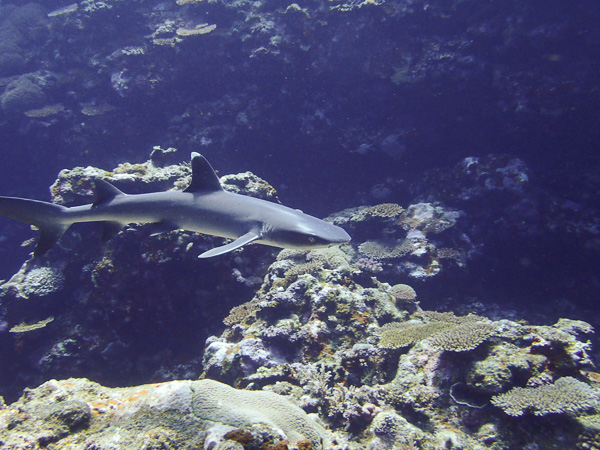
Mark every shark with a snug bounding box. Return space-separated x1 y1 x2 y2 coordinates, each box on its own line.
0 152 351 258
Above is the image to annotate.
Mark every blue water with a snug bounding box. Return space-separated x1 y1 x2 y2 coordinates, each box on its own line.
0 0 599 405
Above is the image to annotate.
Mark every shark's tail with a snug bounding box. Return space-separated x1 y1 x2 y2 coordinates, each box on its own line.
0 196 70 257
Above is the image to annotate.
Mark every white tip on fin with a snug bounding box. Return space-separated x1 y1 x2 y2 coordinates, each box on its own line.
198 231 261 258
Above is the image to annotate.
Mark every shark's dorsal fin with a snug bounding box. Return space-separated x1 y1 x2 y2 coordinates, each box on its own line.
198 231 261 258
184 152 223 193
94 179 126 207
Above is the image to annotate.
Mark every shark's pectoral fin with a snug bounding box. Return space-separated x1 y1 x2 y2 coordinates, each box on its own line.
198 231 261 258
148 221 180 237
100 221 125 243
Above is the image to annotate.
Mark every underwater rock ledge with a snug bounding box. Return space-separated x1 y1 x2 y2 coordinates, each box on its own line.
0 377 331 449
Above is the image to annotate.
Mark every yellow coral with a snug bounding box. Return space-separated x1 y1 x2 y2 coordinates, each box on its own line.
10 316 54 333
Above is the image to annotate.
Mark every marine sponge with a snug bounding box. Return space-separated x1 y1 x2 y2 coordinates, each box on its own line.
491 377 598 417
191 379 327 448
429 322 496 352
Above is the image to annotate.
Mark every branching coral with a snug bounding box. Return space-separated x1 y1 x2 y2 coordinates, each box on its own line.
390 284 417 302
379 322 454 349
378 312 494 351
428 322 497 352
223 300 262 326
358 240 411 260
365 203 404 218
491 377 598 417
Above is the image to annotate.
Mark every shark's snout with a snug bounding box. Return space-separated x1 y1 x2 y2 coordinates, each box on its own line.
329 226 351 244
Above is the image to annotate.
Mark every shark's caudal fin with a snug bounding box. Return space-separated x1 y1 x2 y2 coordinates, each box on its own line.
0 196 70 257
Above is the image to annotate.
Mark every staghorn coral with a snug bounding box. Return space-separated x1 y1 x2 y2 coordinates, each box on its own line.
491 377 598 417
429 322 497 352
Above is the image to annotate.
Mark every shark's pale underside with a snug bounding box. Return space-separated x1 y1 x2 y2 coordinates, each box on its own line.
0 153 351 258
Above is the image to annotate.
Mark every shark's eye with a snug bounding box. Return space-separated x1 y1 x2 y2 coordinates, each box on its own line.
308 236 316 243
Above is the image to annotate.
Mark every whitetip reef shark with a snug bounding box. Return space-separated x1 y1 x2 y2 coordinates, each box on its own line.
0 152 351 258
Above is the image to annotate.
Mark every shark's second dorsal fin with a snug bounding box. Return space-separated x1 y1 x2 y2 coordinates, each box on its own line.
93 179 126 207
184 152 223 193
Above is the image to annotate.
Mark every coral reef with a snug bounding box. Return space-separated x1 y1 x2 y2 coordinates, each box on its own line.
1 150 599 448
0 378 331 449
491 376 598 417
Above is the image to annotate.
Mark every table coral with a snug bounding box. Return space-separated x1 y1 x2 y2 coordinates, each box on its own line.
491 376 598 417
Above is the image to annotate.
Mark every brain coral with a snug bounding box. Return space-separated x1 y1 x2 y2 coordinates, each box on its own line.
191 379 327 448
491 377 598 417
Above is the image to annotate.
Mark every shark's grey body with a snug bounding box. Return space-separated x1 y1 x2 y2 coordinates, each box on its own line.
0 153 350 258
